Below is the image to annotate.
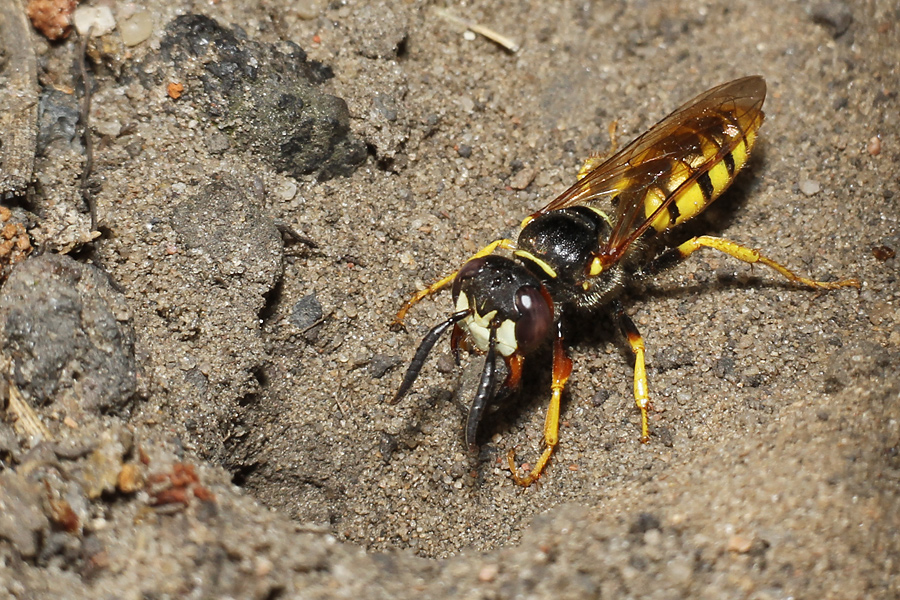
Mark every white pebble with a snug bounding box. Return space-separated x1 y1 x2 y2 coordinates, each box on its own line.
119 10 154 47
798 179 820 196
274 180 298 201
74 6 117 37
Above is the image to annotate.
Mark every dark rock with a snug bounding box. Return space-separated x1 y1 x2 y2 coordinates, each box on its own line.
291 294 324 330
368 354 401 379
629 512 661 534
156 14 366 180
36 89 81 154
0 254 137 414
373 94 399 122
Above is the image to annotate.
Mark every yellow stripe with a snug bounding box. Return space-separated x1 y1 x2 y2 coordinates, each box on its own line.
707 160 731 196
645 122 760 234
671 182 707 226
514 250 558 278
585 205 613 226
644 187 670 232
731 139 749 172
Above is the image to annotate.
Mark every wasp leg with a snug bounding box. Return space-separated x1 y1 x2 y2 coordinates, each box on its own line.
503 352 525 391
508 325 573 487
577 121 619 180
672 235 861 290
615 303 651 443
392 238 516 326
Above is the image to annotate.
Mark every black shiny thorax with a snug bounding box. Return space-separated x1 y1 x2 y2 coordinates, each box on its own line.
515 206 615 306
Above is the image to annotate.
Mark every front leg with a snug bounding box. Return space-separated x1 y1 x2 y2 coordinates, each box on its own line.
508 323 573 487
392 238 516 327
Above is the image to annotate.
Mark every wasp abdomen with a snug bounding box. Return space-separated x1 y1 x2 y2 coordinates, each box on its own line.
643 96 765 233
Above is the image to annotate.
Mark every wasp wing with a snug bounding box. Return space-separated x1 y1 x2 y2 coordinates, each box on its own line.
533 76 766 264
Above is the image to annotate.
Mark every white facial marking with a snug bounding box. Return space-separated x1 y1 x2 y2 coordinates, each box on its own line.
457 292 518 357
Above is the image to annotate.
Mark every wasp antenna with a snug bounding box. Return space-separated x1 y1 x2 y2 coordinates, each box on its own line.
390 310 470 405
465 324 498 452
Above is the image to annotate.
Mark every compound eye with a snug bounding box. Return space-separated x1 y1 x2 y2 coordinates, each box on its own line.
514 286 552 354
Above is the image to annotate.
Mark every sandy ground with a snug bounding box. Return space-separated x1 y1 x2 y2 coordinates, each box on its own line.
1 0 898 598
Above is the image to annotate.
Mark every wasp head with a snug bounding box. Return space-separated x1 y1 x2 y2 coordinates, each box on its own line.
391 254 554 452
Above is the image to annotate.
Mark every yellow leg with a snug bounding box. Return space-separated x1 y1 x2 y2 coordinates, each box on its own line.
508 333 573 487
393 238 516 326
676 236 861 290
577 120 619 180
616 306 651 443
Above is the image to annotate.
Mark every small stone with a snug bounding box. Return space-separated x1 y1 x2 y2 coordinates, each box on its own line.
274 179 298 201
94 119 122 137
73 5 116 37
508 167 536 190
207 133 231 154
456 144 472 158
373 94 398 122
119 10 153 47
117 463 144 493
291 294 324 330
167 82 184 100
867 136 882 156
727 534 754 553
629 512 661 534
26 0 77 40
478 563 499 582
295 0 326 20
369 354 401 379
798 179 820 196
458 96 476 113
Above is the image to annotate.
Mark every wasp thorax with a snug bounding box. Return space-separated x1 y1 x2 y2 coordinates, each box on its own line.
451 255 553 356
515 206 612 302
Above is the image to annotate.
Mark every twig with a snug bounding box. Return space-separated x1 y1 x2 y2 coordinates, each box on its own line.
76 28 97 231
434 8 520 53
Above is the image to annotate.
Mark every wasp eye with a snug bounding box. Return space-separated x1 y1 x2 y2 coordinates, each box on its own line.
514 286 552 354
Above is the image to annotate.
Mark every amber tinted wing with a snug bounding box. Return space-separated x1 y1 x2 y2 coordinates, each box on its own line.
533 76 766 256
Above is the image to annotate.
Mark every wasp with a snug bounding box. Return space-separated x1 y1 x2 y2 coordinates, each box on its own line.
390 76 859 487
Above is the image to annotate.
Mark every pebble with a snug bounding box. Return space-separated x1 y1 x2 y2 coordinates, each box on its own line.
274 179 298 201
291 294 324 330
867 135 881 156
798 179 821 196
295 0 326 20
119 10 153 47
74 5 116 37
508 166 536 190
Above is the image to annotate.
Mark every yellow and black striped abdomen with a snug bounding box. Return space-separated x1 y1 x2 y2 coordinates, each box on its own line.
644 110 763 233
